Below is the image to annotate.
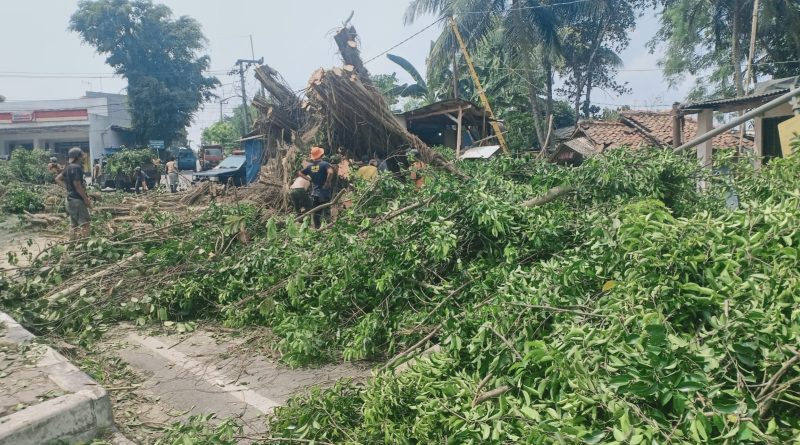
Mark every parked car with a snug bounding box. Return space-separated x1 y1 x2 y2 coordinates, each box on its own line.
192 155 246 186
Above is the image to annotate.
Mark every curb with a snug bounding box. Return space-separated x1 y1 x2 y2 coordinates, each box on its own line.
0 312 114 445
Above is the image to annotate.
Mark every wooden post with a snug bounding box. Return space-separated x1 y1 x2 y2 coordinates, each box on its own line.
456 107 463 158
671 102 683 148
697 109 714 169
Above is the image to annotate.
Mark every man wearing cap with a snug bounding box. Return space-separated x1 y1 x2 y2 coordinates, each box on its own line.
299 146 334 228
55 147 92 239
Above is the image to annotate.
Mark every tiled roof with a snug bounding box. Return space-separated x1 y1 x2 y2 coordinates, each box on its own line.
577 120 648 151
620 111 753 149
571 111 753 152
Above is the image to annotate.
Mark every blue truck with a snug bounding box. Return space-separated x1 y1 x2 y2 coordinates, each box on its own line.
176 148 197 171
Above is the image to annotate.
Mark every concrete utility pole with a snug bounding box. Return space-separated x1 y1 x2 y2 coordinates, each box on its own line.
231 57 264 136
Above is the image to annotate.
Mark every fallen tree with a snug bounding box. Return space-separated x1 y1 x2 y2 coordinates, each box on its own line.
251 19 463 178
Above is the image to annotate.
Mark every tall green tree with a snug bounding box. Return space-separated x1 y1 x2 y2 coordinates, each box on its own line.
650 0 800 100
70 0 219 146
201 120 239 152
555 0 635 118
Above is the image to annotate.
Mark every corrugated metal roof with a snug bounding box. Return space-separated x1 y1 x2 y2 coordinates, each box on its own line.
681 90 787 110
459 145 501 159
563 137 599 156
681 76 799 110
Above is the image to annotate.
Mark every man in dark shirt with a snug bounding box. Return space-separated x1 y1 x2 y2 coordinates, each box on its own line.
55 147 92 239
299 146 334 228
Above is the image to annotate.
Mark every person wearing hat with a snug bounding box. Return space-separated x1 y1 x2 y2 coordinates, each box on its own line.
298 146 334 228
47 156 63 177
55 147 92 239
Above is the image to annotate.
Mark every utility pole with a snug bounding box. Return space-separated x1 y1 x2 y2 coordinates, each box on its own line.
231 57 264 136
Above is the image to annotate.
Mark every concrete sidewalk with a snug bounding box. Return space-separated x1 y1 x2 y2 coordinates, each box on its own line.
0 312 115 445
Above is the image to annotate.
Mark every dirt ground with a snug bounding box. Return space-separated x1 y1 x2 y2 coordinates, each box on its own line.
0 216 62 275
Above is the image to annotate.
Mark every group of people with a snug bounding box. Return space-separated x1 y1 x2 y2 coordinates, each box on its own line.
47 149 184 239
289 146 426 229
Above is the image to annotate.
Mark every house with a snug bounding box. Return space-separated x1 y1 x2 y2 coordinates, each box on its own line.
554 110 752 165
397 98 493 154
680 76 799 167
0 92 134 165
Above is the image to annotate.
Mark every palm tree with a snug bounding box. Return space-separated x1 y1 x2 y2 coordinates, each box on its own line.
404 0 562 148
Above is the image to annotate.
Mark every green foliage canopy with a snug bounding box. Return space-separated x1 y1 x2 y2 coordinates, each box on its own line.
69 0 219 146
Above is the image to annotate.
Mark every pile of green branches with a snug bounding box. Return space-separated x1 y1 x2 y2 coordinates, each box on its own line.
2 145 799 443
103 148 156 175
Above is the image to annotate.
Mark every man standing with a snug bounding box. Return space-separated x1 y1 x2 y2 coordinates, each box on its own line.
55 147 92 239
165 156 179 193
299 146 334 228
91 159 101 186
133 166 150 194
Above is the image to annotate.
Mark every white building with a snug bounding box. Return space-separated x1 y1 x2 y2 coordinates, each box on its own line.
0 92 134 166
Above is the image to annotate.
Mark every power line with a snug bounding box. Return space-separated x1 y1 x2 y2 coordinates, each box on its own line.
363 17 447 65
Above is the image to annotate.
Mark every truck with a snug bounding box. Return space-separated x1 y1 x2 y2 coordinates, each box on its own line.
176 148 197 171
200 145 224 170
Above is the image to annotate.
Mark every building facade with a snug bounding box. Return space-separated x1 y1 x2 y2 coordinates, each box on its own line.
0 92 134 166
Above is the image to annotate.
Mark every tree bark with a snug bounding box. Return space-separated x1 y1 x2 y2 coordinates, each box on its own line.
732 0 744 97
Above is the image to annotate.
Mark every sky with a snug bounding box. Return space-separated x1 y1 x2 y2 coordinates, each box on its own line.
0 0 691 148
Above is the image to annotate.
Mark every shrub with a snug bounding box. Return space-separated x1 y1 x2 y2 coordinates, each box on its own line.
1 148 51 185
2 186 45 214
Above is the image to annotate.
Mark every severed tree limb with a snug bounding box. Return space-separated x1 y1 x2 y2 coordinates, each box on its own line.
382 324 441 371
507 302 606 318
471 373 495 407
357 196 435 236
474 385 511 405
757 347 800 416
295 189 347 223
486 324 523 361
46 252 145 303
522 185 577 207
758 347 800 399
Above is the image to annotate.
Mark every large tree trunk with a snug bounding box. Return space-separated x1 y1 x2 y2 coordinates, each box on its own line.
732 0 744 97
524 56 546 149
544 56 555 146
585 72 594 118
573 70 583 121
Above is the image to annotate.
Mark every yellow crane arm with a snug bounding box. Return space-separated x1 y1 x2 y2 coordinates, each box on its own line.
450 17 509 154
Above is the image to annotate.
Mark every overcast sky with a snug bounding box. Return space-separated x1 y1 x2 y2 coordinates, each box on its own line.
0 0 690 148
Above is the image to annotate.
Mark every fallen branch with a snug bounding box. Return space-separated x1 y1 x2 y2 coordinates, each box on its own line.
295 189 347 223
357 196 435 236
382 324 441 371
522 185 577 207
46 252 145 303
473 385 511 405
757 347 800 416
507 302 606 318
486 324 522 361
471 373 495 407
758 347 800 399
